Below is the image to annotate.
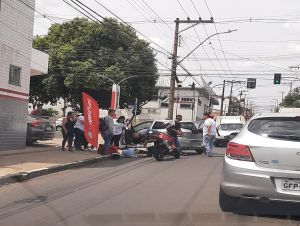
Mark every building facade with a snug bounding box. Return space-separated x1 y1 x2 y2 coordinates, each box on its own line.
141 76 219 121
0 0 48 150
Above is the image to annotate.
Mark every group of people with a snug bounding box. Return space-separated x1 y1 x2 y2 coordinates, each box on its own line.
61 111 89 152
60 108 217 157
60 109 129 154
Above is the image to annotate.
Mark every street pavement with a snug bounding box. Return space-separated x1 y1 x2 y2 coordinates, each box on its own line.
0 147 299 226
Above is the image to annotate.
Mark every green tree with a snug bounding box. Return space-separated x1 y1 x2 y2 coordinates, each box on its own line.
31 18 158 111
280 87 300 108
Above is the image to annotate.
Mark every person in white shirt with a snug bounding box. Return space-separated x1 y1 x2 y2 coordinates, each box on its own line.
202 112 217 157
74 114 88 151
111 116 126 147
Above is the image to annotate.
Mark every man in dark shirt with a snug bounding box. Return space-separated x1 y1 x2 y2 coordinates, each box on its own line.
168 115 183 153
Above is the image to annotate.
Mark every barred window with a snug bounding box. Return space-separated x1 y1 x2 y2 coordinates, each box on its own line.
9 65 21 86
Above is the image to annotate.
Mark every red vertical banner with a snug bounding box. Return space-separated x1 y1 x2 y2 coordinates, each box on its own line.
82 92 99 148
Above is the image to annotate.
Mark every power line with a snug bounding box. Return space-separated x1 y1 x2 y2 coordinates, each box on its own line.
91 0 172 55
203 0 233 75
189 0 228 76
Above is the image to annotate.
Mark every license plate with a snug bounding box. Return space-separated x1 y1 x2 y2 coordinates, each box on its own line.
282 179 300 191
45 126 53 132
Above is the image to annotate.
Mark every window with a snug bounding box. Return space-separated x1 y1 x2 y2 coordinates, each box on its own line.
152 121 170 129
133 121 153 132
180 103 192 109
248 117 300 142
219 123 244 131
9 65 21 86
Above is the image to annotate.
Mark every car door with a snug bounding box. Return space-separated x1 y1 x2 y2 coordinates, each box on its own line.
122 121 154 145
178 121 204 149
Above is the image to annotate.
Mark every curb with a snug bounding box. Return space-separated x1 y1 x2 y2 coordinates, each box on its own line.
0 155 110 186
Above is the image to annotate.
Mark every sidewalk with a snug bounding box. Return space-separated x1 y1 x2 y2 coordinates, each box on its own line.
0 137 107 185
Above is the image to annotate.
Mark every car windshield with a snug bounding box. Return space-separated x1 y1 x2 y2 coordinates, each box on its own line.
219 123 243 131
152 121 170 129
248 117 300 141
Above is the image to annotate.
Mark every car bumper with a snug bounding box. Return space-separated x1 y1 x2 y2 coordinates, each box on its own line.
27 132 55 141
179 139 204 150
221 157 300 203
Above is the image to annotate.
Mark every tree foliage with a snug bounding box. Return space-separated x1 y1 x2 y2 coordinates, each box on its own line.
280 87 300 108
31 18 158 111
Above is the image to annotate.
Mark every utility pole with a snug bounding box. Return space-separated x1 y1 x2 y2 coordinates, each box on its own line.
168 18 180 120
167 18 214 120
220 80 226 116
228 81 234 116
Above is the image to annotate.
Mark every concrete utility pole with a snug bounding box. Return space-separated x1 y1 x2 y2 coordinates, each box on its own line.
220 80 226 116
167 18 214 120
228 81 234 115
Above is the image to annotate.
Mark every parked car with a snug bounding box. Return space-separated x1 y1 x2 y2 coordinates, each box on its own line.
55 117 64 131
219 113 300 212
26 114 56 144
123 120 205 154
215 116 245 147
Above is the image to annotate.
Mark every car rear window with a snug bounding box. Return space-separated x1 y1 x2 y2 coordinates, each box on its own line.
181 122 193 130
152 121 169 129
220 123 243 131
248 117 300 141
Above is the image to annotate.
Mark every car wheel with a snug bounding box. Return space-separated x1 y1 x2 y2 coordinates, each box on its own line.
26 140 36 145
219 187 239 212
195 149 204 155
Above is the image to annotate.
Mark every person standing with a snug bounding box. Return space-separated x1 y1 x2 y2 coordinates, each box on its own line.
202 112 217 157
31 104 43 116
61 111 76 152
101 109 115 155
111 116 126 147
168 115 183 154
74 114 88 151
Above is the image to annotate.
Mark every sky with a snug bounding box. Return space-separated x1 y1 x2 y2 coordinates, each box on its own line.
33 0 300 113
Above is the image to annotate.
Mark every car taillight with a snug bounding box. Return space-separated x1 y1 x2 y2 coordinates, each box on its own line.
226 142 254 162
30 120 41 127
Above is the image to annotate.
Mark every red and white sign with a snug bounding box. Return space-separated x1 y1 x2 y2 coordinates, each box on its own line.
110 84 120 110
82 92 99 148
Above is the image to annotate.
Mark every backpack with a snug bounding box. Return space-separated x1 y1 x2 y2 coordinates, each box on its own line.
99 117 108 133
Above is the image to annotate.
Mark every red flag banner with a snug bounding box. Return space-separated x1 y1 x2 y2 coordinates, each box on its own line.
82 92 99 148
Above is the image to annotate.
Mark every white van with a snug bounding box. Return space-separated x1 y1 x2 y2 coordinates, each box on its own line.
215 116 245 147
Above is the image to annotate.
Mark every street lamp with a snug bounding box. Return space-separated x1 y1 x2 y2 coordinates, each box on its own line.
96 74 141 110
167 28 237 119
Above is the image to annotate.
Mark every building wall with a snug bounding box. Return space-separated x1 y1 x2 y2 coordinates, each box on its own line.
143 87 211 121
0 0 35 150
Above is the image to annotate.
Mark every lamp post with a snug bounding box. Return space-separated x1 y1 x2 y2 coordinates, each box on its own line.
167 28 237 119
96 74 140 110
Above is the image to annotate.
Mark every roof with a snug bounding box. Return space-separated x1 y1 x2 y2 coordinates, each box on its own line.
157 75 207 89
252 112 300 119
156 75 219 105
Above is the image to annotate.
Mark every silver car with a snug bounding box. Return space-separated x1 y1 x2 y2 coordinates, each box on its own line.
219 113 300 212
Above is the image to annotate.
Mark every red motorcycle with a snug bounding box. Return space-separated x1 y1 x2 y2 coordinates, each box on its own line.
147 132 180 161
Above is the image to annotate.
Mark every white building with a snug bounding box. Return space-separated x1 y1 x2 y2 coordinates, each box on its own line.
0 0 48 150
141 75 219 121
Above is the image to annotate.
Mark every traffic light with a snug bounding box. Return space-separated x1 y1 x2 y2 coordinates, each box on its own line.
274 73 281 84
247 78 256 89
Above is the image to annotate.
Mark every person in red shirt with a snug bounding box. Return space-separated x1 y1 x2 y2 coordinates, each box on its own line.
31 104 43 116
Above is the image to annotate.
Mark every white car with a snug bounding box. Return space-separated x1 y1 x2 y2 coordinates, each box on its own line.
219 113 300 212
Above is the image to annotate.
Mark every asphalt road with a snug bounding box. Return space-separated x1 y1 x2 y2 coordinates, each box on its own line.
0 147 300 226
